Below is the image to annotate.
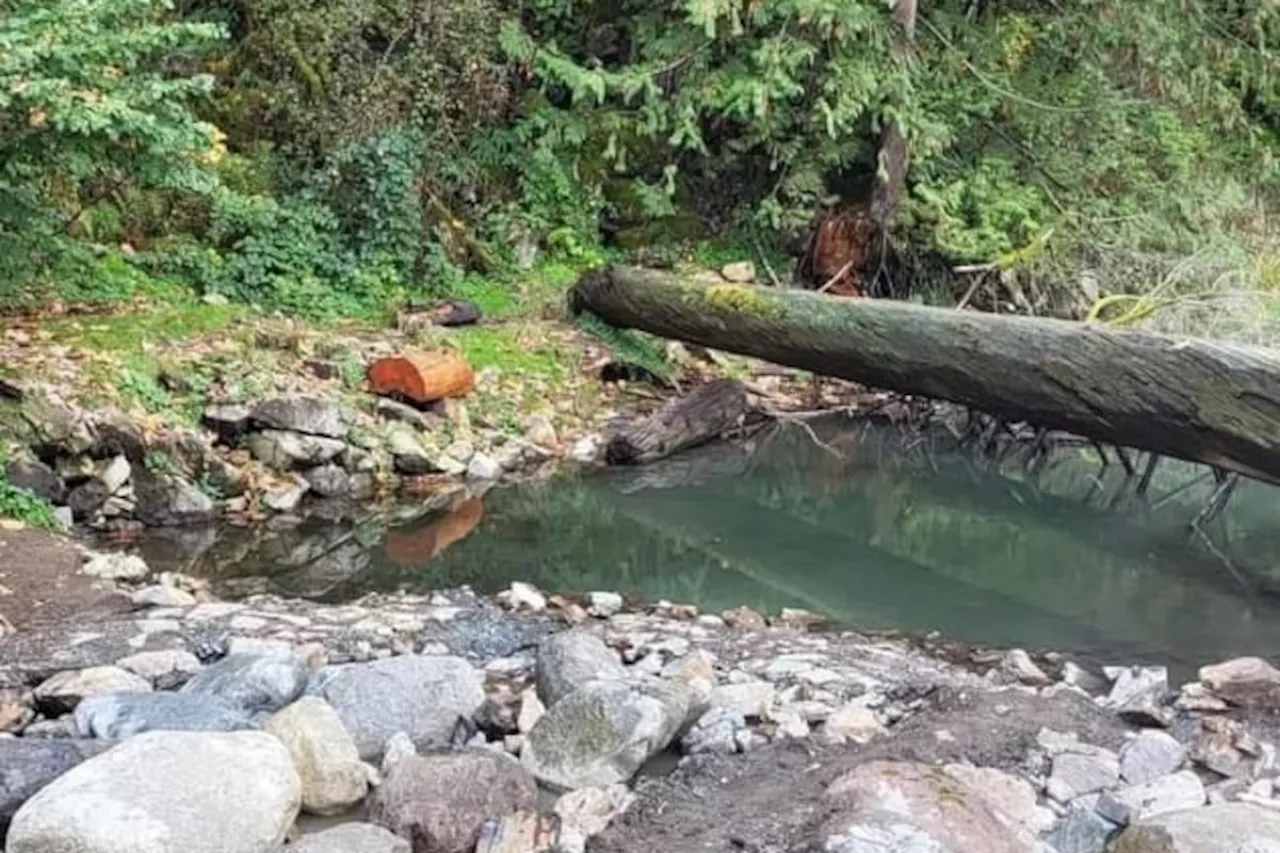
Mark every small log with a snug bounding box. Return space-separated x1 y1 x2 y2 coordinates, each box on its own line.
605 378 751 465
367 350 476 405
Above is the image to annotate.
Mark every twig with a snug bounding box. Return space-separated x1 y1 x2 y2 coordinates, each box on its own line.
777 414 844 458
753 236 783 289
817 261 856 294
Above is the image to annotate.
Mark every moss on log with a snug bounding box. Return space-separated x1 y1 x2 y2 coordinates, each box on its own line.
572 265 1280 485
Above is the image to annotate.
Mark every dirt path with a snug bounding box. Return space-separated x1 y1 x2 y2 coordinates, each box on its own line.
0 528 130 632
592 687 1129 853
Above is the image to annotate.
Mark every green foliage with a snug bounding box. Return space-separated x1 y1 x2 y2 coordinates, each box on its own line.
574 313 673 380
0 0 226 301
0 449 58 530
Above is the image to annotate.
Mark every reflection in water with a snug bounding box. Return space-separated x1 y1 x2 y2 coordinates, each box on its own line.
131 418 1280 674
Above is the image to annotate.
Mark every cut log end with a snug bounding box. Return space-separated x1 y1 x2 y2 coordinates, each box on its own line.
605 378 752 466
368 351 476 405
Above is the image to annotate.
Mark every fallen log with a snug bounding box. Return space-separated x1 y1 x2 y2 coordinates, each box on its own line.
604 378 751 465
572 265 1280 485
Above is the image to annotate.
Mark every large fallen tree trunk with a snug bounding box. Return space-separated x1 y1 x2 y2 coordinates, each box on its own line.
572 265 1280 485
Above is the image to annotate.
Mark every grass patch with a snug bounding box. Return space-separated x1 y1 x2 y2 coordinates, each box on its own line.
453 325 569 380
0 450 59 530
40 299 244 355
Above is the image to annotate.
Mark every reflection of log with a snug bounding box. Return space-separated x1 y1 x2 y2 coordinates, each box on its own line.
573 266 1280 485
604 379 752 465
382 498 485 567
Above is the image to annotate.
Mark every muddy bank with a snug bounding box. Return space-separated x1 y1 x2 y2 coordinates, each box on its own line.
6 534 1280 853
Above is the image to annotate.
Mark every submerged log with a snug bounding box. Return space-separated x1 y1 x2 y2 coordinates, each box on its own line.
604 378 751 465
572 265 1280 485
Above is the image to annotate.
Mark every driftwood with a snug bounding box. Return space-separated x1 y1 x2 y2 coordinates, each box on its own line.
604 378 751 465
572 265 1280 485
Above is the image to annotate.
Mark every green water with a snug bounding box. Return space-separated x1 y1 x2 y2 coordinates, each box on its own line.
138 418 1280 672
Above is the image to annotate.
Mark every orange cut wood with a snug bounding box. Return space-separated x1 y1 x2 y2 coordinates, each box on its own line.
367 350 476 404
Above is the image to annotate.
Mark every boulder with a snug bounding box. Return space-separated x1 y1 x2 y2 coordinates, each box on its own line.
585 591 623 617
91 411 147 462
521 678 693 791
5 731 300 853
367 748 537 853
1046 805 1119 853
1 738 112 836
33 666 151 714
248 430 347 470
820 761 1050 853
1096 770 1206 825
251 397 349 439
73 691 254 738
288 824 411 853
1121 730 1188 785
180 652 309 714
1199 657 1280 710
466 452 502 481
263 476 309 513
262 696 368 815
536 630 628 707
310 654 484 761
1111 802 1280 853
1 684 34 732
66 478 111 520
4 456 65 503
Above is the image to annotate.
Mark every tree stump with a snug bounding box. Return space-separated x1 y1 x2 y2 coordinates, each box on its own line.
604 379 752 465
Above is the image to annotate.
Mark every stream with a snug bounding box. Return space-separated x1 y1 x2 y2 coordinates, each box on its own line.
127 417 1280 677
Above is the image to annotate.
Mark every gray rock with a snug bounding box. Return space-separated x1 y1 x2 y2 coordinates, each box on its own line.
1047 750 1121 802
251 396 349 439
368 748 537 853
81 552 150 581
821 761 1050 853
310 654 485 761
115 649 202 687
133 470 216 526
1047 806 1119 853
1001 648 1051 686
553 784 634 838
1 684 34 732
288 824 410 853
720 261 755 283
1 739 113 836
1200 657 1280 710
382 731 417 774
386 424 436 475
304 464 350 498
681 707 745 754
1121 729 1188 785
585 591 623 617
66 478 110 520
1096 770 1206 825
262 696 367 816
180 652 309 713
521 678 694 791
90 411 147 463
375 398 435 430
466 451 502 481
710 681 775 719
249 430 347 470
536 630 628 707
1104 666 1170 723
263 476 309 513
34 666 152 714
99 455 131 494
5 456 65 503
129 584 197 608
5 731 300 853
1111 802 1280 853
74 691 254 738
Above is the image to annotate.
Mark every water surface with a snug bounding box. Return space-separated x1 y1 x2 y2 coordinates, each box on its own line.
133 418 1280 673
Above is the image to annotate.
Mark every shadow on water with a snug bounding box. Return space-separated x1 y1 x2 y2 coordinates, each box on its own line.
130 417 1280 674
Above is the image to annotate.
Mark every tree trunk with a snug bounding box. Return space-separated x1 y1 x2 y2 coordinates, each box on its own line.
604 378 752 465
572 266 1280 485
